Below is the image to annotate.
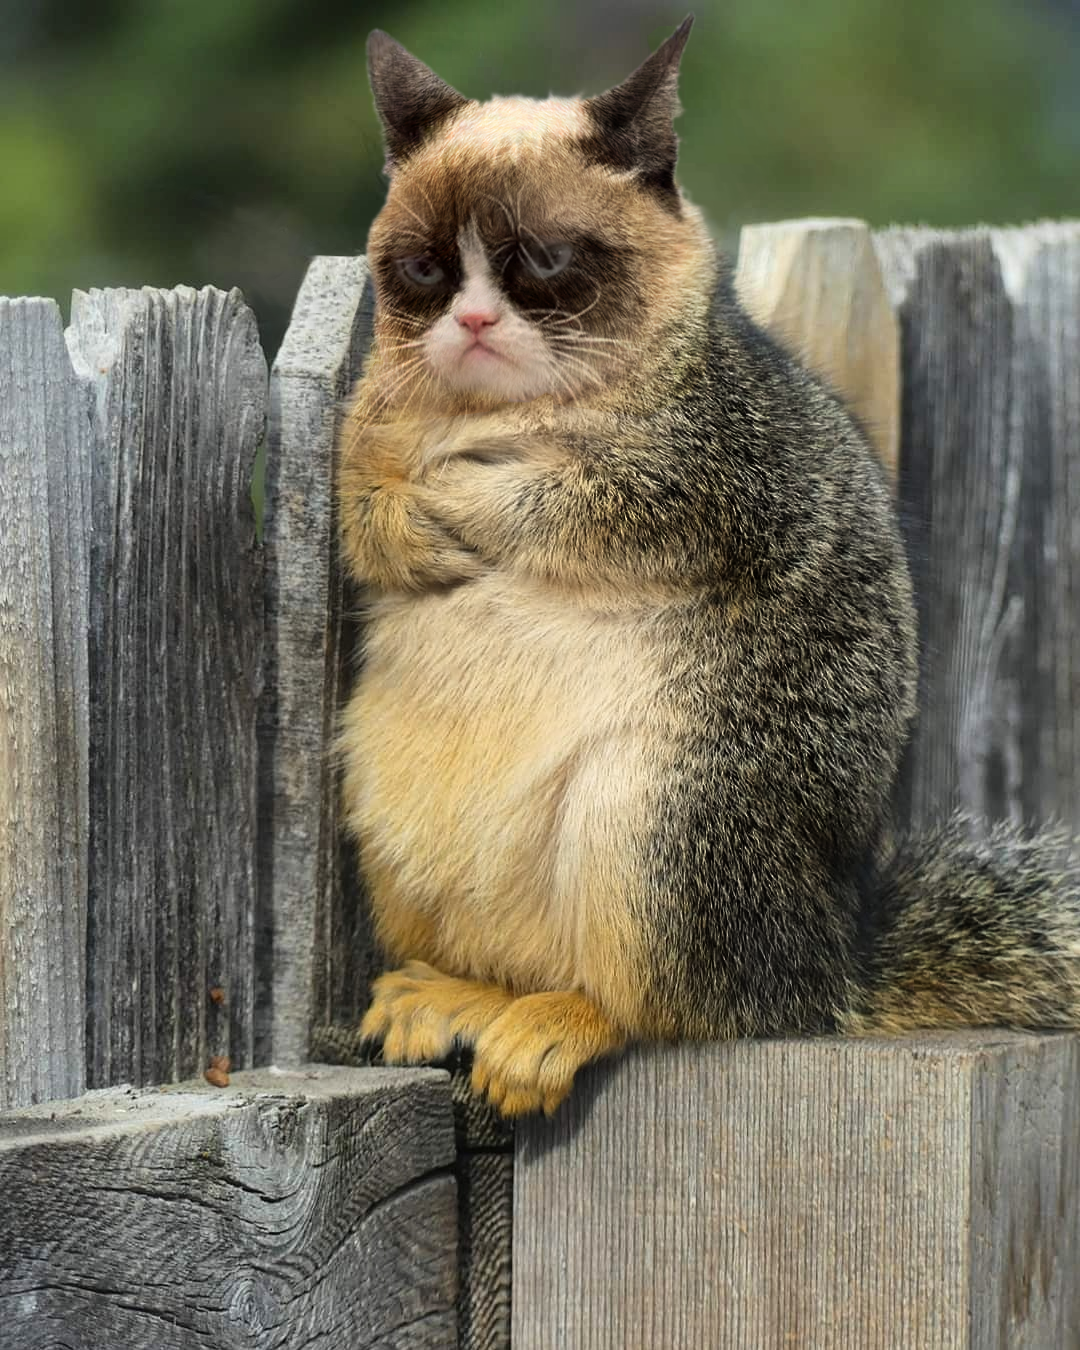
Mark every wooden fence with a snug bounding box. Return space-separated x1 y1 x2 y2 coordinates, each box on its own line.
1 218 1078 1349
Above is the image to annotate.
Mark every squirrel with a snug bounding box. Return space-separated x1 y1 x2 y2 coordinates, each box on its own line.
334 18 1080 1117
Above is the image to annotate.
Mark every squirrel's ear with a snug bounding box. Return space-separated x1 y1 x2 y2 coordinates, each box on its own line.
367 31 470 170
582 15 693 207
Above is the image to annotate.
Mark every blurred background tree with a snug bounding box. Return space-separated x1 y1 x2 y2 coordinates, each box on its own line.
2 0 1078 357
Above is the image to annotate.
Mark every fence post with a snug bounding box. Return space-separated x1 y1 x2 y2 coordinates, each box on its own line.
514 1034 1080 1349
0 298 91 1110
67 286 266 1089
0 1066 458 1347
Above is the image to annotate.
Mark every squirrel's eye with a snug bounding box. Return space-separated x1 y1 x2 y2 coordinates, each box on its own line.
398 256 446 287
522 241 573 279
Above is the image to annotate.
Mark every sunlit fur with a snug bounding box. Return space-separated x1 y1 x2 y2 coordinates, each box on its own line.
337 24 1080 1117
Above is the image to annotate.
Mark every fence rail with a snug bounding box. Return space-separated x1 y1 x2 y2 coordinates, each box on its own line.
1 218 1079 1349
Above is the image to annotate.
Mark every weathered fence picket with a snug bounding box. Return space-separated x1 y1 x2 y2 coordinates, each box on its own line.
70 286 266 1090
876 224 1080 833
736 217 900 475
0 298 90 1111
1 218 1079 1349
258 255 375 1068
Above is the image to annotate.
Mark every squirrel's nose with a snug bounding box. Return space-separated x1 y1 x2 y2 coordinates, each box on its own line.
458 310 499 335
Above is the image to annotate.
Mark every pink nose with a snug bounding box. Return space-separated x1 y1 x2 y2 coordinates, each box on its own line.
458 310 499 335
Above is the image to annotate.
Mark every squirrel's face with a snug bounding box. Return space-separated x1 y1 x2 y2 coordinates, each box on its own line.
364 22 715 411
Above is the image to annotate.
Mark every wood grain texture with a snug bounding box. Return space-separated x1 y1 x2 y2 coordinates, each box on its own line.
736 218 900 475
0 298 91 1110
309 1027 514 1350
0 1065 458 1349
258 256 375 1067
514 1035 1080 1349
66 286 266 1089
874 224 1080 833
308 1029 514 1148
457 1152 513 1350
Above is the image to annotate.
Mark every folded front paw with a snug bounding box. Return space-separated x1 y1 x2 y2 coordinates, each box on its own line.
360 962 516 1065
360 962 456 1063
470 991 624 1117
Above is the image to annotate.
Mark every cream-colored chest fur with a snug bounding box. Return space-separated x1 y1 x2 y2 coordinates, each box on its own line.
341 575 667 1006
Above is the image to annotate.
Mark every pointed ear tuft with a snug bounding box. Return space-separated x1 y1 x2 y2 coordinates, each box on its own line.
581 15 694 208
367 30 470 169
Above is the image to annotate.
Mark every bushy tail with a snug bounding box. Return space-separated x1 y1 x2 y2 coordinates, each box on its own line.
844 815 1080 1036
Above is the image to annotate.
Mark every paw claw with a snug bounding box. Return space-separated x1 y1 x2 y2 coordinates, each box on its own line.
496 1087 546 1118
470 1058 492 1098
358 1004 390 1044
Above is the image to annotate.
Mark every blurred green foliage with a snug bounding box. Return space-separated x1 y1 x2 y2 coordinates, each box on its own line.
2 0 1078 356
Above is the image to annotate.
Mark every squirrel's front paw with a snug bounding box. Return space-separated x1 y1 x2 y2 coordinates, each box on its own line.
471 991 624 1117
357 490 484 591
361 962 515 1064
361 962 456 1062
